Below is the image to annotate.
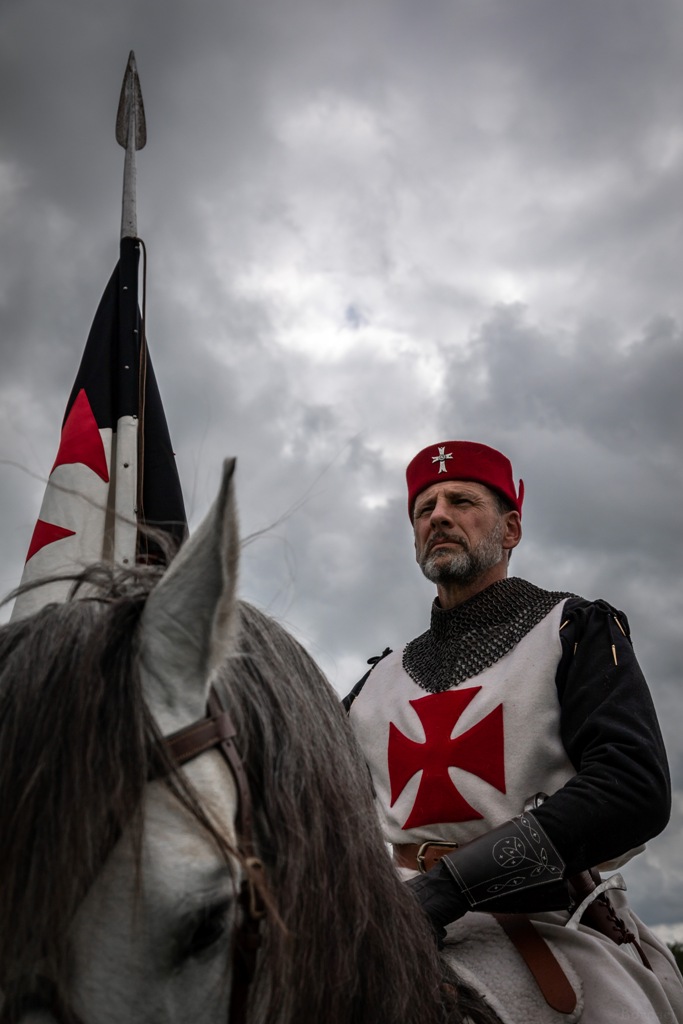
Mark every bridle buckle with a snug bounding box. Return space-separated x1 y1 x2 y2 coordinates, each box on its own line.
243 856 267 920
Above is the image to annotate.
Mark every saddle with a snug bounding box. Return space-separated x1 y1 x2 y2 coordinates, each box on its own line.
394 841 652 1015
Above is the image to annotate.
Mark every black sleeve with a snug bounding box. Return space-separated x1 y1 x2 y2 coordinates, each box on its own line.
532 598 671 875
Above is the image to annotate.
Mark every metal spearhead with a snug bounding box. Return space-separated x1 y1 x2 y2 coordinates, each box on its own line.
116 51 146 151
117 51 146 238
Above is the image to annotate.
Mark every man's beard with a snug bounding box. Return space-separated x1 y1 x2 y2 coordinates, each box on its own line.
419 520 505 587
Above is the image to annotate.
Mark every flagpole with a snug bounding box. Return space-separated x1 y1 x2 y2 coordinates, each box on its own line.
114 51 147 563
116 51 146 239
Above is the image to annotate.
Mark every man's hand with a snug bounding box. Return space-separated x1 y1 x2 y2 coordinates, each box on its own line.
406 861 469 946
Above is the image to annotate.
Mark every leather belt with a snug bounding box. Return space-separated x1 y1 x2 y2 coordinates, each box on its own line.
394 841 459 873
393 842 577 1015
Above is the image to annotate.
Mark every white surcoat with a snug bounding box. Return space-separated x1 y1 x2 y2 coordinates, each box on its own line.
350 602 576 847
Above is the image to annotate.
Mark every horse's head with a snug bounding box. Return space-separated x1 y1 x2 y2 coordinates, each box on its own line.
1 461 251 1024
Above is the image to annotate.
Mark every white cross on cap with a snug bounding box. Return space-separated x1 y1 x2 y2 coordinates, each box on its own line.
432 446 453 473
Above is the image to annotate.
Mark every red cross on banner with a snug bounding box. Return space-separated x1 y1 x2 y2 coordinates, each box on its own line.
388 687 506 829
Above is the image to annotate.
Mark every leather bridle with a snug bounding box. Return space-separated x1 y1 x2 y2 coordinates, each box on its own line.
164 685 266 1024
1 686 265 1024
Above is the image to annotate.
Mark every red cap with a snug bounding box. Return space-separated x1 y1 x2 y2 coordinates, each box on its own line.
406 441 524 519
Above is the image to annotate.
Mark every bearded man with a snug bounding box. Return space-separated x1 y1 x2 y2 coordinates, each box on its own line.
345 440 683 1023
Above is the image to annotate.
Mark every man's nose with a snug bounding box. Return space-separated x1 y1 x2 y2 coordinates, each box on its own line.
429 498 453 527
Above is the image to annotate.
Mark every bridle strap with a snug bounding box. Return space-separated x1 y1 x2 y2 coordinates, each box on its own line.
165 688 256 857
163 686 265 1024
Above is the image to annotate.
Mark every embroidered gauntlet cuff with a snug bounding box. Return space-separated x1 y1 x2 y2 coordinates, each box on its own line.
441 812 569 913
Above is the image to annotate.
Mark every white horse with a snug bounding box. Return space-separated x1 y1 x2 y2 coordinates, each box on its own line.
0 461 500 1024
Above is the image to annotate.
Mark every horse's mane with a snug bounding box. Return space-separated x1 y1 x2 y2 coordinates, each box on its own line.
0 566 499 1024
215 603 497 1024
0 565 173 1001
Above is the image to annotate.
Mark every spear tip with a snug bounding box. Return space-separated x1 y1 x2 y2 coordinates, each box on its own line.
116 50 147 151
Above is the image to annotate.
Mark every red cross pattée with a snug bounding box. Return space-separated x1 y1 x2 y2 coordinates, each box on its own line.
388 687 505 829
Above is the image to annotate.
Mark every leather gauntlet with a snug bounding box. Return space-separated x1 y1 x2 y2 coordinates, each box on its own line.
441 812 570 914
407 813 570 941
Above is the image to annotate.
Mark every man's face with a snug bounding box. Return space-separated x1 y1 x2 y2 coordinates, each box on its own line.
413 480 511 587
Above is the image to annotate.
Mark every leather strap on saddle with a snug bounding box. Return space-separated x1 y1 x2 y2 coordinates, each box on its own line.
394 841 577 1015
492 913 577 1014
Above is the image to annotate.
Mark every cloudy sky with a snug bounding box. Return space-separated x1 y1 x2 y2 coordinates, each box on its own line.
1 0 682 935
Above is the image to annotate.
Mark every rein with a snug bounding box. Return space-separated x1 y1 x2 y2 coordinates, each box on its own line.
1 686 265 1024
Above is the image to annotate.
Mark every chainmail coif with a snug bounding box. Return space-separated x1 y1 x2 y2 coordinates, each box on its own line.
402 577 576 693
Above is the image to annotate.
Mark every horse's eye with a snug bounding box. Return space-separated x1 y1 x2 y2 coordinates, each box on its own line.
185 900 231 959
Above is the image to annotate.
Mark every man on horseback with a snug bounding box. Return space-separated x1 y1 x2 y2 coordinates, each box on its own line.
346 440 683 1022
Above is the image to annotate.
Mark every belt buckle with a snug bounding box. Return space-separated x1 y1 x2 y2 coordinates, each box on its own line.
416 840 458 874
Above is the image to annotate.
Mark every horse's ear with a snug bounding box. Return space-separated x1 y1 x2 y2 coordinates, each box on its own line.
139 458 239 730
